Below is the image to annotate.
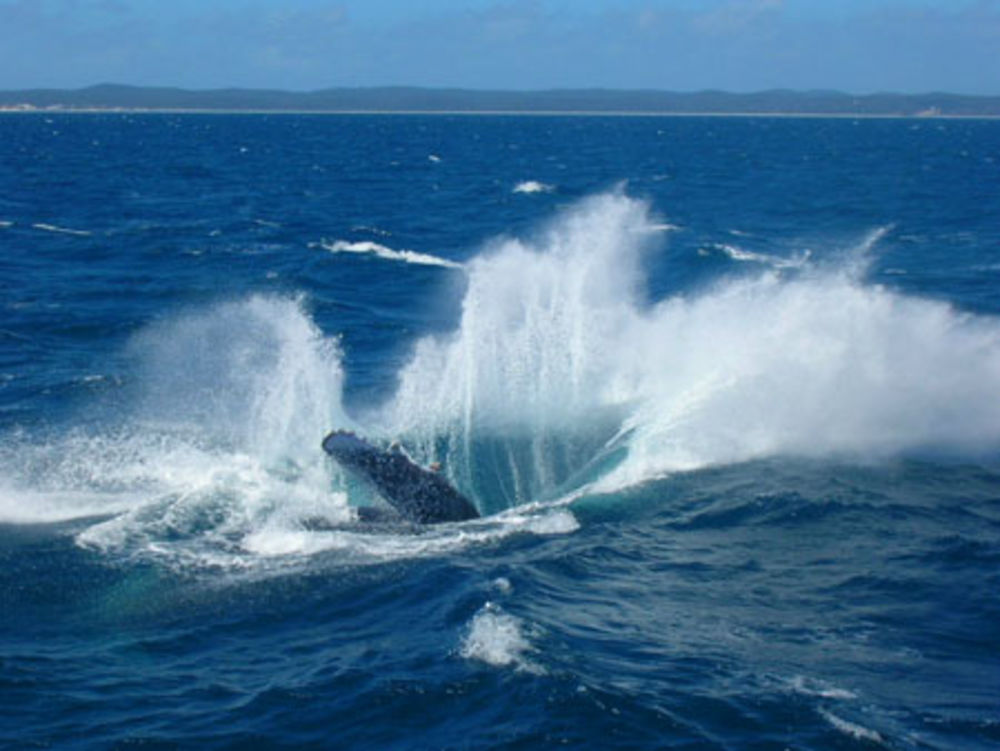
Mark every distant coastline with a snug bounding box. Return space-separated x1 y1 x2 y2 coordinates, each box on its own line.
2 84 999 117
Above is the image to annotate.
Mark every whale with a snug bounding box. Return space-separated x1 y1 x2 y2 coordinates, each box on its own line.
321 430 480 524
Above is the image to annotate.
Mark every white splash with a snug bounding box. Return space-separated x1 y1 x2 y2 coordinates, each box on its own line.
647 222 680 233
0 291 587 569
6 192 1000 572
387 193 648 431
0 487 136 525
315 240 462 269
0 296 353 557
385 192 1000 497
513 180 554 194
460 603 540 672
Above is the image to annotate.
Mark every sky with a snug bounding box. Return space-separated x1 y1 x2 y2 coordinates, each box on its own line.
1 0 998 94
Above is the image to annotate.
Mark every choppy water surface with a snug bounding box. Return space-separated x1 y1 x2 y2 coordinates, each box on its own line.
1 114 999 749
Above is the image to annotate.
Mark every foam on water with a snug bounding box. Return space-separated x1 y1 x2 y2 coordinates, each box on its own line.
818 709 887 745
788 676 858 701
4 193 1000 570
0 296 356 566
0 486 136 525
704 242 812 269
460 602 540 672
513 180 554 194
241 506 577 563
0 292 581 568
314 240 463 269
647 222 680 233
32 222 92 236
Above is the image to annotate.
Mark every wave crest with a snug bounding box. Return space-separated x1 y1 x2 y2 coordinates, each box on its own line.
315 240 462 269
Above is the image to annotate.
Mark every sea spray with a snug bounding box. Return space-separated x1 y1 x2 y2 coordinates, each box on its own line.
384 193 1000 499
606 262 1000 484
1 297 357 559
127 295 349 463
81 296 357 559
384 192 655 510
6 194 1000 564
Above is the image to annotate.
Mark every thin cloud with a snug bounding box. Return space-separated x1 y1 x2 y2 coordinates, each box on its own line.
693 0 785 36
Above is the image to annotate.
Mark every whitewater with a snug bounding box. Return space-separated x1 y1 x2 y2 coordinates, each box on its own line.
2 190 998 581
1 113 998 750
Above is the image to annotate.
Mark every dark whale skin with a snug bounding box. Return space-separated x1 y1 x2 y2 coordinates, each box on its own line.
322 430 480 524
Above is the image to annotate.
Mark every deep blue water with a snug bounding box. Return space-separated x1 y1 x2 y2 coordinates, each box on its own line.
1 113 1000 750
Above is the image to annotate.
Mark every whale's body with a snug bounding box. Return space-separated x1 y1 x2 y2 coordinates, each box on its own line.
322 430 480 524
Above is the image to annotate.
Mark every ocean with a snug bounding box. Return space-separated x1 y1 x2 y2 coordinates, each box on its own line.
1 113 998 749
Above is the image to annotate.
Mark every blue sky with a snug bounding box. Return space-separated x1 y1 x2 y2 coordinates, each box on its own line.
1 0 998 94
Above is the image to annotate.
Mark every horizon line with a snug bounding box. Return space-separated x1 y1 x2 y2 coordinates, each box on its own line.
2 83 999 99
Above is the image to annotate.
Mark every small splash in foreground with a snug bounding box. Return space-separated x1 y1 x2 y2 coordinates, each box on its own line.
460 602 541 673
513 180 555 194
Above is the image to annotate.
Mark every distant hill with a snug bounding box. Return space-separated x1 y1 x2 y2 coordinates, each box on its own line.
1 84 998 116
